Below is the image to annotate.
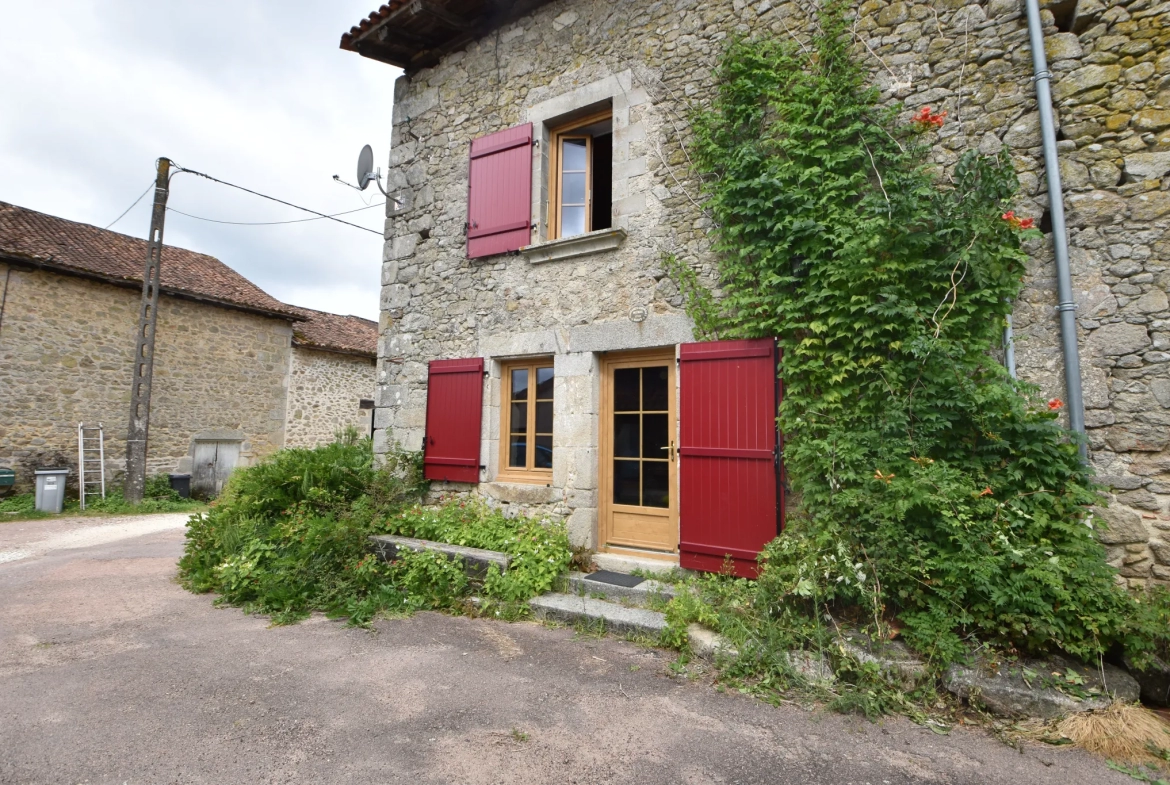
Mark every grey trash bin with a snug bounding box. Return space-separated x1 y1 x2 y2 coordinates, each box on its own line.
34 468 69 514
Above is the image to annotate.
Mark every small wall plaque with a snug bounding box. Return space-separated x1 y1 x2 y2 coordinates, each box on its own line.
629 306 648 323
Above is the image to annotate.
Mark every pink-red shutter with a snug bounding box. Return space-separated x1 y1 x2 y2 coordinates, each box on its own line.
678 338 783 578
423 357 484 483
467 123 533 259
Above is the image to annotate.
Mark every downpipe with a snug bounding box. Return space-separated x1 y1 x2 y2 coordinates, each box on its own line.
1023 0 1087 459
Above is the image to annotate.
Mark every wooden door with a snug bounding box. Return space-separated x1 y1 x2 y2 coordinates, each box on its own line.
599 351 678 555
213 441 240 495
191 441 217 499
191 440 240 499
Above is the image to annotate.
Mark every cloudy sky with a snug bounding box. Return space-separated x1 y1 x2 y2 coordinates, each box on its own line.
0 1 399 320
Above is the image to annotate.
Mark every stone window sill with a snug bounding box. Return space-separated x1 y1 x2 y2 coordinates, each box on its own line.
520 228 627 264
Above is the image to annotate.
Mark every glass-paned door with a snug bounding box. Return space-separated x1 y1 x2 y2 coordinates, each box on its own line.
600 352 678 554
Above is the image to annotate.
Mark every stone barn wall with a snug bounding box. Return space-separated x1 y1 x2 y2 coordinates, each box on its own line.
284 347 376 448
0 263 292 493
373 0 1170 579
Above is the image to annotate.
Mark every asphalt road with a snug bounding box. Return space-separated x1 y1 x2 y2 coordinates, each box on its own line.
0 513 1131 785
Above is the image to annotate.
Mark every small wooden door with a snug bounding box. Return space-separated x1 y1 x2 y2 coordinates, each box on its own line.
191 440 240 499
599 351 678 554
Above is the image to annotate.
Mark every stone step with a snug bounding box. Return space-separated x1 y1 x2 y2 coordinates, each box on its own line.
529 593 667 638
369 534 509 581
592 552 679 576
567 571 677 607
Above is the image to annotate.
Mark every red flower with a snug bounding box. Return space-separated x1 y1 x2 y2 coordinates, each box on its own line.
1002 211 1035 231
911 106 947 130
1048 398 1063 411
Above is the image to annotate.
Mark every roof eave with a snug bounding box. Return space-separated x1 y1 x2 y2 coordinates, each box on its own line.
0 252 306 322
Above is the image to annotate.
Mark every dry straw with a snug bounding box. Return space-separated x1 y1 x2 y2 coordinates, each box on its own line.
1058 703 1170 769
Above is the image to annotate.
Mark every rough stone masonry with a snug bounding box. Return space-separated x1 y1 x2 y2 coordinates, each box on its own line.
372 0 1170 584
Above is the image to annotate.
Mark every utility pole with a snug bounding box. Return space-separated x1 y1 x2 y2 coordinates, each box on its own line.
124 158 171 503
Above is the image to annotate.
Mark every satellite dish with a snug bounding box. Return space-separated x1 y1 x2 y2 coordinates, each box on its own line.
357 144 375 190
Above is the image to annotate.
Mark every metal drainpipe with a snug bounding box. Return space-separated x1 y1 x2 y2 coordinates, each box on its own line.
1023 0 1087 459
1004 312 1017 379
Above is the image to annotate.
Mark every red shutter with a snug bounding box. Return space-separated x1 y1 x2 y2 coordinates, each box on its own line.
678 339 783 578
467 123 533 259
423 357 484 483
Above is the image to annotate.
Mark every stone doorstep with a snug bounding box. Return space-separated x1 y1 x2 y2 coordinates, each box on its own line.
368 534 510 580
591 552 679 576
528 592 667 638
567 571 677 607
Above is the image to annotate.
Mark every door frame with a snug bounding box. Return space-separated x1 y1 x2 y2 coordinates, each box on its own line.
597 348 679 559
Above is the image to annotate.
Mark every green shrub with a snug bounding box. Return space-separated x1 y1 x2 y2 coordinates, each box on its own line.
677 1 1162 667
385 499 571 604
178 435 571 625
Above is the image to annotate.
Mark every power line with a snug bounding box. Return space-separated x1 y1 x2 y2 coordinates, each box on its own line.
104 180 155 230
166 201 382 227
171 163 384 236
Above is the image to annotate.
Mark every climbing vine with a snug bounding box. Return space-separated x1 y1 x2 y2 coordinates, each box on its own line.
685 2 1151 664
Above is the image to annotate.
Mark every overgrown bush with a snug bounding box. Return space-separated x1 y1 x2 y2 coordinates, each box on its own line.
178 435 571 625
678 2 1168 668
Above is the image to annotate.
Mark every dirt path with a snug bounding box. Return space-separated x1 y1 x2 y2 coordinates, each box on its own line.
0 515 1130 784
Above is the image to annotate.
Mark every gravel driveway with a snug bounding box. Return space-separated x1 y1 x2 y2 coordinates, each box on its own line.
0 513 1130 784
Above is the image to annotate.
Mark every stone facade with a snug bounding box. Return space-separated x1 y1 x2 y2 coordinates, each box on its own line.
285 347 376 447
0 263 374 495
0 263 291 493
369 0 1170 580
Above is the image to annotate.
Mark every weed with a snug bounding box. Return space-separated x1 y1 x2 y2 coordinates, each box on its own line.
510 728 530 743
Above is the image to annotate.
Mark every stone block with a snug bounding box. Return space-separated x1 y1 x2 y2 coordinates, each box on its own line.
566 507 596 548
369 534 509 580
945 656 1140 719
1052 65 1122 102
1087 322 1149 357
1131 192 1170 222
1134 109 1170 132
1066 190 1127 225
482 482 560 505
1046 33 1083 62
554 351 594 377
568 315 693 353
1094 504 1151 545
1150 540 1170 565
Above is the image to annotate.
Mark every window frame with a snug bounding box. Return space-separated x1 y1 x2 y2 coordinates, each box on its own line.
547 109 612 241
497 358 555 484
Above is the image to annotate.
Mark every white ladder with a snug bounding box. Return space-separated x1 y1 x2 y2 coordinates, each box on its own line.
78 423 106 510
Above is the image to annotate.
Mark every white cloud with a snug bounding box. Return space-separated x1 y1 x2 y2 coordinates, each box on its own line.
0 0 399 320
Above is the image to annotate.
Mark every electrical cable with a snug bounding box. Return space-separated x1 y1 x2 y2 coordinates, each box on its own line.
104 180 156 230
170 163 383 235
166 201 382 226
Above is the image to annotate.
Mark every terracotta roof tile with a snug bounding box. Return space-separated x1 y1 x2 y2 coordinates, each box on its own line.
340 3 406 51
289 307 378 357
0 201 300 318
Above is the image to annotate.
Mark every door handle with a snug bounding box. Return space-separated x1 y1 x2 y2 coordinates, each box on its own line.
660 442 676 461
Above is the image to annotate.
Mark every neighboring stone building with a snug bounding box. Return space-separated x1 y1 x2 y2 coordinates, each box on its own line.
0 202 376 497
340 0 1170 581
286 308 378 447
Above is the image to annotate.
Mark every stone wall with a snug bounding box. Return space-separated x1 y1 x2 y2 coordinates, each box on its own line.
284 347 376 448
0 264 292 493
373 0 1170 577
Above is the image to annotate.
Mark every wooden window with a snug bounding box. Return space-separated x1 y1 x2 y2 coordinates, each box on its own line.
548 110 612 240
498 359 554 482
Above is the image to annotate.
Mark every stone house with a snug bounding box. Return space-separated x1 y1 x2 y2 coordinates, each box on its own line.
341 0 1170 580
0 201 376 497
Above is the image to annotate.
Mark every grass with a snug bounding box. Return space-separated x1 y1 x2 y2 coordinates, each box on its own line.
0 474 206 522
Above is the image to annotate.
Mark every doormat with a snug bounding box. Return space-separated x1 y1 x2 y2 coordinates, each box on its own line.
583 570 645 588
